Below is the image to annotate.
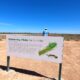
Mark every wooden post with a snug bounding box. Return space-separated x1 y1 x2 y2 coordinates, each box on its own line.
58 63 62 80
7 56 10 71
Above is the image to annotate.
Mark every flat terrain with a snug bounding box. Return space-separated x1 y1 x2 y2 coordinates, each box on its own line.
0 40 80 80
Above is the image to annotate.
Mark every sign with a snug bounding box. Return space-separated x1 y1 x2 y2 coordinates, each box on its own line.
7 35 64 63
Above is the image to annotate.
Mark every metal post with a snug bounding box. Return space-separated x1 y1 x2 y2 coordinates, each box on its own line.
7 56 10 71
58 63 62 80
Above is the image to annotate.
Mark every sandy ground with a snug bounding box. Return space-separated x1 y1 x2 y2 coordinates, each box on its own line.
0 40 80 80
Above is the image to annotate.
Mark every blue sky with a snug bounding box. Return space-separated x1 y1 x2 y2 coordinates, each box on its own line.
0 0 80 34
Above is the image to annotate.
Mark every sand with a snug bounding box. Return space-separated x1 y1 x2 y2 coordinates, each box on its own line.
0 40 80 80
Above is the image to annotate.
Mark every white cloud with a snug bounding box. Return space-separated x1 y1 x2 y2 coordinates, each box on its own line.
0 22 12 26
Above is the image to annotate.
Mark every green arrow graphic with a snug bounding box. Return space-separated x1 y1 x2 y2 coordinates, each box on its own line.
39 42 57 56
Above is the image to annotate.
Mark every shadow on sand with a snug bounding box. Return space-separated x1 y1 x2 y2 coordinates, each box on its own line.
0 65 56 80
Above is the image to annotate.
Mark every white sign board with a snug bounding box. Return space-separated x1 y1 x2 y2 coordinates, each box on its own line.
7 35 64 63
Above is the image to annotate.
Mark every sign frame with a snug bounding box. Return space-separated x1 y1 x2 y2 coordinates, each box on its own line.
6 33 64 80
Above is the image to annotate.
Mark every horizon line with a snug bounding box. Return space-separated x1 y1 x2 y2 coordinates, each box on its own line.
0 32 80 35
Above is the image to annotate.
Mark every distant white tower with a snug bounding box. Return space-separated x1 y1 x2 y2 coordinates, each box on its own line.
42 28 48 36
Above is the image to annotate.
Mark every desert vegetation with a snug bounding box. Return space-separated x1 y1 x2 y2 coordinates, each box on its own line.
0 32 80 41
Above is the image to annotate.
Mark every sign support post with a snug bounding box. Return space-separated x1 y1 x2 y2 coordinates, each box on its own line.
58 63 62 80
7 56 10 71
